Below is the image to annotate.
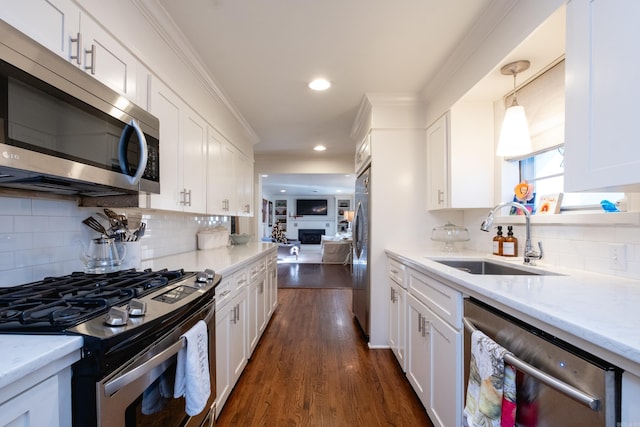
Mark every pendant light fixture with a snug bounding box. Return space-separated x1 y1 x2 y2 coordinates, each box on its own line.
496 60 532 157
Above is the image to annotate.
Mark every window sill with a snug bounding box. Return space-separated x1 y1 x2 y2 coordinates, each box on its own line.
496 211 640 226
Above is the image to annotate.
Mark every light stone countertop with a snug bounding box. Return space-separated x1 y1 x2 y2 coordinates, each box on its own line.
0 242 277 398
386 247 640 376
0 335 83 397
142 242 277 274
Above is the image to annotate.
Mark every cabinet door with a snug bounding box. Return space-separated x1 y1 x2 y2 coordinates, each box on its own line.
148 78 182 211
267 256 278 316
230 289 248 385
425 307 462 427
565 0 640 192
236 153 254 216
248 274 267 355
0 375 60 427
182 110 207 213
1 0 80 62
389 280 406 371
79 15 137 99
406 293 429 406
215 301 233 418
426 114 448 210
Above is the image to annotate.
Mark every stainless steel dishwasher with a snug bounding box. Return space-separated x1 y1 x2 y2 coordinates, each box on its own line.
463 298 620 426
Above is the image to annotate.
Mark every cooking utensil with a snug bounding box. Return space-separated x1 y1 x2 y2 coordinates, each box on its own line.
133 222 146 241
104 208 128 228
82 217 109 236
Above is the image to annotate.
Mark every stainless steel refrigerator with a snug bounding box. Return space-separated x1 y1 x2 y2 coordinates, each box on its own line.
352 165 370 340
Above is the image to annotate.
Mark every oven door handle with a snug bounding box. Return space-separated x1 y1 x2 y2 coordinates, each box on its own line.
463 316 600 411
104 337 185 396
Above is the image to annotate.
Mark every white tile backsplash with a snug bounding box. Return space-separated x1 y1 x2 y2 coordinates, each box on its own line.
0 195 231 287
463 210 640 280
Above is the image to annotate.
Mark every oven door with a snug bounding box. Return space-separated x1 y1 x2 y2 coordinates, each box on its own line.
96 300 216 427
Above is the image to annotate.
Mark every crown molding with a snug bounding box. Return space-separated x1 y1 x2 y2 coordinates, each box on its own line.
131 0 259 145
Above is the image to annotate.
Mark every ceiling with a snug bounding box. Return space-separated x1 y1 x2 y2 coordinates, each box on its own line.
155 0 565 196
261 173 355 197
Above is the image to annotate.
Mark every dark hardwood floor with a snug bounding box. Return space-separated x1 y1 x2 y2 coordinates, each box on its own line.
277 263 352 288
216 284 434 426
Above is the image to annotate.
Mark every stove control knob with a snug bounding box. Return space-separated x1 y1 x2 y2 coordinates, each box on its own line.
128 299 146 317
195 271 208 288
105 306 129 326
204 269 215 280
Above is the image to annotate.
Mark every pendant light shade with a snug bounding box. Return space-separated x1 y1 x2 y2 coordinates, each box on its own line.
496 60 532 157
496 104 532 157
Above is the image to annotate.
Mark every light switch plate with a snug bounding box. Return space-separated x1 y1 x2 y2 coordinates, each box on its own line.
609 243 626 271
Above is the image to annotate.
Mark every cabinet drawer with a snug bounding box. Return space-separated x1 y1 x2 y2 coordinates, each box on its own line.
388 258 406 288
407 268 462 329
233 269 249 291
216 276 233 309
248 259 266 281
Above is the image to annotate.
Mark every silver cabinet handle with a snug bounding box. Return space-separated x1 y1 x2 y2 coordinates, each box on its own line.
84 44 96 74
463 316 600 410
418 313 423 333
438 190 445 204
186 189 192 206
422 317 429 337
69 32 81 65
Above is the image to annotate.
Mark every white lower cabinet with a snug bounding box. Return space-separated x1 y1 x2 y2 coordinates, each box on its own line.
622 371 640 425
405 266 463 427
248 259 267 355
215 272 248 418
388 258 406 371
215 249 276 419
0 374 63 427
266 254 278 317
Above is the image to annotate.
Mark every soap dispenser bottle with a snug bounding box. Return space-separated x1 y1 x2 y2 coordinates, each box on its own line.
503 226 518 257
492 226 505 256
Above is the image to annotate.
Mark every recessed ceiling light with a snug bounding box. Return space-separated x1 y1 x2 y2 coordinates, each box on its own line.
261 174 269 178
280 189 286 193
313 145 326 151
308 78 331 91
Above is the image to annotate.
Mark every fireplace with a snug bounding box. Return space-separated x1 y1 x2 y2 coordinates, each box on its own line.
298 229 325 244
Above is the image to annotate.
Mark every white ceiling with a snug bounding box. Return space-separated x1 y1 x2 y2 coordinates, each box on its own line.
155 0 565 195
261 173 355 197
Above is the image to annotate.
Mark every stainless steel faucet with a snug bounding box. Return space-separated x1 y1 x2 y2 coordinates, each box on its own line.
481 201 543 265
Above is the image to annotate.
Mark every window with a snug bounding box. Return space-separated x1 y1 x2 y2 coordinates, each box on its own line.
519 146 624 210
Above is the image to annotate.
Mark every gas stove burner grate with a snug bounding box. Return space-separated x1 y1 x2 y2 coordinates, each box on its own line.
0 268 186 330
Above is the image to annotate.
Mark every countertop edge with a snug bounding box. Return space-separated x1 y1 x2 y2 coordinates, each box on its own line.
385 247 640 377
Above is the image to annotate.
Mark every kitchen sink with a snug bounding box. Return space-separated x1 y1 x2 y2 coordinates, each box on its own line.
433 259 560 276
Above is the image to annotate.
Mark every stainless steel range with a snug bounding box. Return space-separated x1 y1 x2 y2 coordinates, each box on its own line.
0 268 220 427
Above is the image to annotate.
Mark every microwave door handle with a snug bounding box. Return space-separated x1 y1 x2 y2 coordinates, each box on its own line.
463 316 600 411
118 119 149 185
104 337 185 396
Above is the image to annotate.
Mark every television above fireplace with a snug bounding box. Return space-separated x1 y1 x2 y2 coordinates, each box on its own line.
296 199 328 216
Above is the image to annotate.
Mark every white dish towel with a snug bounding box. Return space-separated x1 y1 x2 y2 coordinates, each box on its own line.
463 330 510 427
173 320 211 416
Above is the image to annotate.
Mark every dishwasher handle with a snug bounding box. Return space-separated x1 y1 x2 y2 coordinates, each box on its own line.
463 316 600 411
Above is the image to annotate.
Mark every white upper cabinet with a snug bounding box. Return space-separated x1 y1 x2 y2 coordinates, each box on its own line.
1 0 79 59
1 0 137 101
565 0 640 192
148 77 206 213
236 153 254 217
426 102 494 211
207 128 254 217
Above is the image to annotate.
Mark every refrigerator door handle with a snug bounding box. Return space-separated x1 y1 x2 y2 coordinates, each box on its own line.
353 201 364 259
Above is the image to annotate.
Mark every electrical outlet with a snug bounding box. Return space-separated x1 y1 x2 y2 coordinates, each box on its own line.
609 243 627 271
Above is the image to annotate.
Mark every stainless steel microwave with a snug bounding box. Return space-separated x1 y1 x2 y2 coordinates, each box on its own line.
0 19 159 197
